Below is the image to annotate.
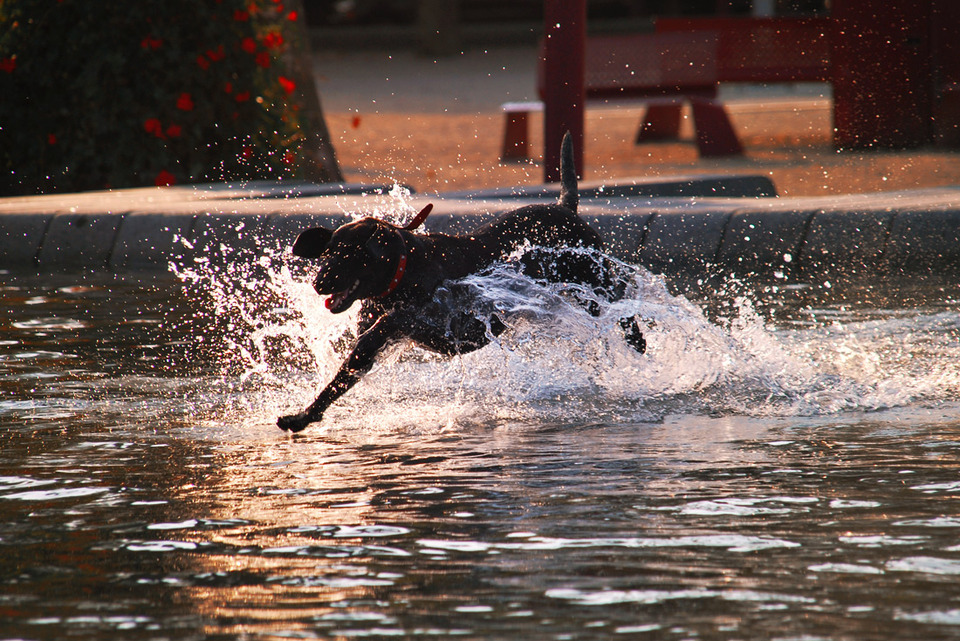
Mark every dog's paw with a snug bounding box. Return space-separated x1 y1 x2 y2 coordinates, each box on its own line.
278 412 313 433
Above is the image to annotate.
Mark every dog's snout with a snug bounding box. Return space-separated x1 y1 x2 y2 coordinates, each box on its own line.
313 269 333 295
311 257 332 293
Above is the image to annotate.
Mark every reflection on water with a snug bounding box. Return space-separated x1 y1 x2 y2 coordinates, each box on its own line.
4 271 960 640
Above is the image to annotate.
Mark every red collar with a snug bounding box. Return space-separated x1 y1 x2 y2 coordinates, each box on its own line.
376 204 432 299
377 235 408 298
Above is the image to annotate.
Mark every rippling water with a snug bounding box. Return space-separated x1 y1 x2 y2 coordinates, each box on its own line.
4 245 960 639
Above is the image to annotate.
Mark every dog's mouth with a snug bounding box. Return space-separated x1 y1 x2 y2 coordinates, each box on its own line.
324 279 360 313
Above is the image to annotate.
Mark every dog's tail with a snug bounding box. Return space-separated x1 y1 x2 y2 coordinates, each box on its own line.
558 131 579 212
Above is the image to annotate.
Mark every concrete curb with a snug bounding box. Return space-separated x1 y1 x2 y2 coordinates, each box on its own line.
2 180 960 291
440 174 778 200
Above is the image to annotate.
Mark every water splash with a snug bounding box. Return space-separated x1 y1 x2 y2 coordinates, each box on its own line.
169 202 960 432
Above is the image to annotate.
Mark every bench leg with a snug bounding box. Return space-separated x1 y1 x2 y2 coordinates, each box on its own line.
689 98 743 157
501 111 529 161
636 103 683 143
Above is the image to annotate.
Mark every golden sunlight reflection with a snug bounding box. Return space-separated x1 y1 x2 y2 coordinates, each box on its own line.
155 416 795 634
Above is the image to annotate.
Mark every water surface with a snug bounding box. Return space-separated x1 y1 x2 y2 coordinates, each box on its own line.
4 265 960 640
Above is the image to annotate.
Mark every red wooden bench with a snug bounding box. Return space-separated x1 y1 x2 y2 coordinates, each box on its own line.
501 17 831 162
656 16 831 84
501 31 742 160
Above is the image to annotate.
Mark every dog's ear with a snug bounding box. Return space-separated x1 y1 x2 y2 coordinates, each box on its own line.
292 227 333 257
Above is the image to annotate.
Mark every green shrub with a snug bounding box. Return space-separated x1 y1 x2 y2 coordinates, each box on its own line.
0 0 319 195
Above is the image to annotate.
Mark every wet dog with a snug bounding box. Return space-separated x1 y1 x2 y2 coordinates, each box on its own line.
278 133 643 432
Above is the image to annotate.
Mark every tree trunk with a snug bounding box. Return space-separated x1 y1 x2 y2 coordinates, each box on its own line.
285 0 343 183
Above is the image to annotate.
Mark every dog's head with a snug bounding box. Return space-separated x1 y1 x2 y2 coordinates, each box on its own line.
291 205 432 313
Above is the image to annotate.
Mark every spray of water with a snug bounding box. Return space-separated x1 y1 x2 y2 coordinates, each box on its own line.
170 197 960 433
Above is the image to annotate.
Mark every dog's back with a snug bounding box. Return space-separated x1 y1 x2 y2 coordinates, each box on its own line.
476 131 596 252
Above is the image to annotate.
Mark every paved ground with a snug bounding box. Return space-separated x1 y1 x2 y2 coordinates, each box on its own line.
311 44 960 197
4 43 960 278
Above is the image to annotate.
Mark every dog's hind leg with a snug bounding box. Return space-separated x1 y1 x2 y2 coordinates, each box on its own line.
617 316 647 353
517 247 647 354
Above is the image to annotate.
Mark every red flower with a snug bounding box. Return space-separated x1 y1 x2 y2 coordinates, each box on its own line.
241 37 256 53
224 81 234 94
166 124 182 138
263 32 283 49
282 151 296 165
235 91 251 103
196 54 210 70
155 170 176 187
47 134 57 145
1 57 16 73
140 36 162 50
278 76 296 94
207 45 226 61
287 10 298 21
233 9 249 21
144 118 164 137
255 52 271 68
176 93 194 111
240 146 254 160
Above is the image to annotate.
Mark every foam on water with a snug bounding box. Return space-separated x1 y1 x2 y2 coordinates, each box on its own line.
171 201 960 432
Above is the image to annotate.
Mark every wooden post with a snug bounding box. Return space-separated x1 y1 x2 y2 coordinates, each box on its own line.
542 0 586 183
831 0 933 149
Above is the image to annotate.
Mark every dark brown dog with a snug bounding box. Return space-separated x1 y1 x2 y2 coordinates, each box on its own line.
278 134 643 432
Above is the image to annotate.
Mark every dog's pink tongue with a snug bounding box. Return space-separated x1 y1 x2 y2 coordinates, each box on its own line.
326 292 347 311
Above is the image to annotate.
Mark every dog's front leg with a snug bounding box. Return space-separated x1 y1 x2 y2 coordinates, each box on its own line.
278 313 401 433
